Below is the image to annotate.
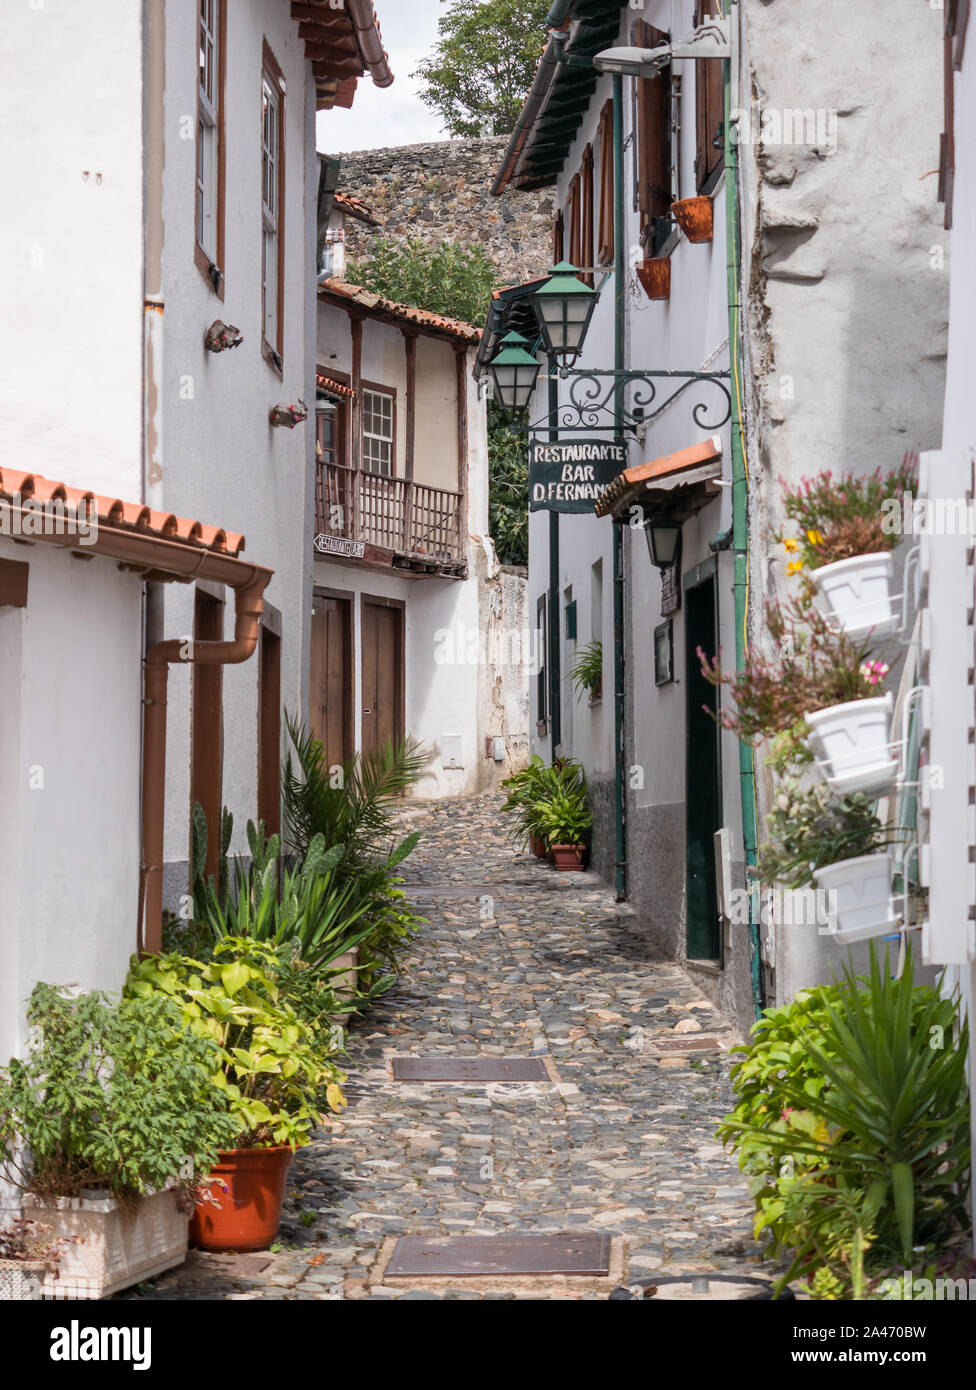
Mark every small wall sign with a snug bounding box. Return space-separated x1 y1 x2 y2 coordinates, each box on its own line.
314 535 365 558
528 438 628 513
654 620 674 685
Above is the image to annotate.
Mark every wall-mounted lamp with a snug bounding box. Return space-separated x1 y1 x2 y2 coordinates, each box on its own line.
643 518 682 572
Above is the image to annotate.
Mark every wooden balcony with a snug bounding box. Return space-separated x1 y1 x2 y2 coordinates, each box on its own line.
313 462 464 573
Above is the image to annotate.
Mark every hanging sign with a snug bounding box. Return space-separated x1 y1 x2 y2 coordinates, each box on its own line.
528 438 629 513
314 534 365 558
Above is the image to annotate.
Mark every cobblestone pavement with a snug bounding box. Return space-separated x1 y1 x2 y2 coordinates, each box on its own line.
128 794 761 1301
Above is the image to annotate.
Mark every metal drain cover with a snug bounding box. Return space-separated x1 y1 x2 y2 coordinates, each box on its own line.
651 1036 721 1053
392 1056 548 1082
385 1233 611 1278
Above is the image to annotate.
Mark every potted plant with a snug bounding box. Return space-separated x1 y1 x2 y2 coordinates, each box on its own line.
812 849 900 944
535 783 593 870
569 640 603 704
0 984 238 1298
670 195 713 243
127 938 346 1253
636 256 671 300
501 756 555 856
0 1218 68 1301
778 458 916 639
804 681 897 797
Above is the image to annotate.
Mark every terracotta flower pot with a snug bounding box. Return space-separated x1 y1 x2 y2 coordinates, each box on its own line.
549 844 585 871
670 195 713 243
529 834 547 858
190 1146 293 1253
636 257 671 300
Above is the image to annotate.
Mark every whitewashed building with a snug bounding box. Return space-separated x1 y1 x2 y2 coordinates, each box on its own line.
0 0 393 1059
311 269 528 797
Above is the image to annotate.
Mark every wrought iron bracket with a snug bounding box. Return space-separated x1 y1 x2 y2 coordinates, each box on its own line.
519 367 732 436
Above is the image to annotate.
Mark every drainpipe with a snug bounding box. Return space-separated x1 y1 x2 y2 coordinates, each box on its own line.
612 73 627 901
346 0 394 88
548 360 561 754
139 571 271 957
723 1 765 1018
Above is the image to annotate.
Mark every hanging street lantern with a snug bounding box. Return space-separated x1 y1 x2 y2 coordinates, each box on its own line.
532 261 600 360
488 330 542 412
643 517 682 571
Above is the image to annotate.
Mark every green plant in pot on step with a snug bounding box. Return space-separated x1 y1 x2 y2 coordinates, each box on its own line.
126 938 346 1253
534 779 592 870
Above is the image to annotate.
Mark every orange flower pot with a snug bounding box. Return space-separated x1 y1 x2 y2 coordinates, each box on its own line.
636 257 671 301
670 196 713 243
529 834 547 858
190 1146 293 1253
549 844 585 871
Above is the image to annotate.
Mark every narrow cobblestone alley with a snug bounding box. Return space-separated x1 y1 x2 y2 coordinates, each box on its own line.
130 795 760 1301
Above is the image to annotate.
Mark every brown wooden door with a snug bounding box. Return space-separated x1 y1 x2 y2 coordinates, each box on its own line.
361 600 403 758
309 596 352 770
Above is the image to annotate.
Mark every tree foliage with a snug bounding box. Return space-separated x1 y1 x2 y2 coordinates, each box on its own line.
413 0 551 138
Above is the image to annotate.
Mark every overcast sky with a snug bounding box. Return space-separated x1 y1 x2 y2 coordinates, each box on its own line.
316 0 449 156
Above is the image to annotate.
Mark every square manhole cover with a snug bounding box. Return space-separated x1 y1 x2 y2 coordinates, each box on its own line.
392 1057 549 1082
651 1036 721 1053
385 1234 611 1278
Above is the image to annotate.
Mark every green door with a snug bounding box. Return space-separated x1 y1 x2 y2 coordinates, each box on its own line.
684 567 722 960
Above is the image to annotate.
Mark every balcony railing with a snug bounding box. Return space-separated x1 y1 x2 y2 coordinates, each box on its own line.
313 462 463 568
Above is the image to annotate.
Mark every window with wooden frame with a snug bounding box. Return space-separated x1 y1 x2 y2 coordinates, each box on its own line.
257 616 282 838
580 143 595 285
361 386 395 476
261 42 286 368
941 0 970 228
694 0 725 193
553 207 564 262
597 100 615 265
567 171 581 270
634 19 673 256
191 588 224 884
196 0 225 293
316 398 347 468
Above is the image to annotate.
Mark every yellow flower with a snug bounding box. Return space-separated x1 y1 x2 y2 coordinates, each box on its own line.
782 537 799 553
807 529 824 546
787 559 804 575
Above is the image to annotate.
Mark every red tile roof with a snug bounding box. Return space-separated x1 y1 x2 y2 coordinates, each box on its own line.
316 372 356 400
294 1 393 111
334 191 380 226
0 468 246 556
317 278 482 343
594 438 724 517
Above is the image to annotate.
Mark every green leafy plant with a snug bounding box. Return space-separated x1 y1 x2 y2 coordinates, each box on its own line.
347 237 496 326
569 641 603 701
501 756 588 849
126 939 346 1151
778 455 917 572
755 773 891 889
532 783 592 848
412 0 551 138
0 984 238 1200
719 945 970 1296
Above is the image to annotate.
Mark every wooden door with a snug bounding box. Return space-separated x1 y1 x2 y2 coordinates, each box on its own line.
309 595 352 770
361 600 403 758
684 570 722 961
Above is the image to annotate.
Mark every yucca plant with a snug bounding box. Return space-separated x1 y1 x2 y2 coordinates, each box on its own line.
721 944 969 1294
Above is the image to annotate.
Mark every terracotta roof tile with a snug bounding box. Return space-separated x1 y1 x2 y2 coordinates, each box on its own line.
334 191 380 226
0 468 246 557
316 372 356 400
594 437 724 517
318 277 481 343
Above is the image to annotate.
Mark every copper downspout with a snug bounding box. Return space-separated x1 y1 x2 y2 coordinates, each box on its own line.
345 0 394 88
139 569 271 956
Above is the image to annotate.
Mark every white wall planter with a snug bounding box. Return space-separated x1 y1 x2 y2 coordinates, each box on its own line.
22 1189 187 1299
0 1259 46 1300
805 693 897 796
812 850 900 944
809 552 897 640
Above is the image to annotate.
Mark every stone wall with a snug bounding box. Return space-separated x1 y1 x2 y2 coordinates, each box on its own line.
336 137 553 289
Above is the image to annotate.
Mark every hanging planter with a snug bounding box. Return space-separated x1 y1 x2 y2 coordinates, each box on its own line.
636 257 671 301
190 1147 293 1253
804 693 897 796
812 849 900 944
670 196 713 244
808 552 897 640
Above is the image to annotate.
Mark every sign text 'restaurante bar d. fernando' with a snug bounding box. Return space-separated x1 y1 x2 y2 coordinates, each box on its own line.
528 439 629 513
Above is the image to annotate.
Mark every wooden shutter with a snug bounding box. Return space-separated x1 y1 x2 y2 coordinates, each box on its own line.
257 622 281 837
597 100 614 265
191 589 224 883
635 20 671 253
581 144 594 284
567 172 581 269
941 0 969 228
694 0 725 192
553 207 564 261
